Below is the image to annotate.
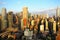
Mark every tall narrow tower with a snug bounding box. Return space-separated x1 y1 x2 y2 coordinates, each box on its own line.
56 7 60 17
23 7 28 19
23 7 28 28
8 11 13 28
1 8 7 30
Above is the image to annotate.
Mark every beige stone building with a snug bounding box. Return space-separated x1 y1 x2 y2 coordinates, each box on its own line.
56 7 60 17
22 7 28 27
23 7 28 19
8 11 13 28
1 8 7 30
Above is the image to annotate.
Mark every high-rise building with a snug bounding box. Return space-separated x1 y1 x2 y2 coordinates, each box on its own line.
53 21 56 33
1 8 6 18
23 7 28 19
45 19 48 31
1 8 7 30
0 15 2 31
8 11 13 28
56 7 60 17
22 7 28 27
40 25 44 33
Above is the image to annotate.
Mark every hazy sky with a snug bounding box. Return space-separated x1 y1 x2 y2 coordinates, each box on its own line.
0 0 60 12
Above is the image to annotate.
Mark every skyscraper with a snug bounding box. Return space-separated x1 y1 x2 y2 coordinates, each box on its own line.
56 7 60 17
53 21 56 33
0 15 2 31
23 7 28 28
1 8 7 30
23 7 28 19
8 11 13 28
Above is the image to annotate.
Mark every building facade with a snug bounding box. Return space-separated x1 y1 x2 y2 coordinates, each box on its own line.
1 8 7 30
22 7 28 28
8 11 13 28
56 7 60 17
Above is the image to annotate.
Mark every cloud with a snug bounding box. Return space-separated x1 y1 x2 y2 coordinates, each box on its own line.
0 1 6 4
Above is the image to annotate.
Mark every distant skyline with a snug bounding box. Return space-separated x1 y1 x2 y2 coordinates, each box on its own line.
0 0 60 12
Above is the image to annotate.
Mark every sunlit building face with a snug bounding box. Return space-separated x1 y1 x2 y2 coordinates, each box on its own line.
40 25 44 33
23 7 28 19
23 7 28 27
1 8 7 30
53 21 56 33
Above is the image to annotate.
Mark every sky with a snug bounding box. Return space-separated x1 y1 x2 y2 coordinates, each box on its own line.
0 0 60 12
